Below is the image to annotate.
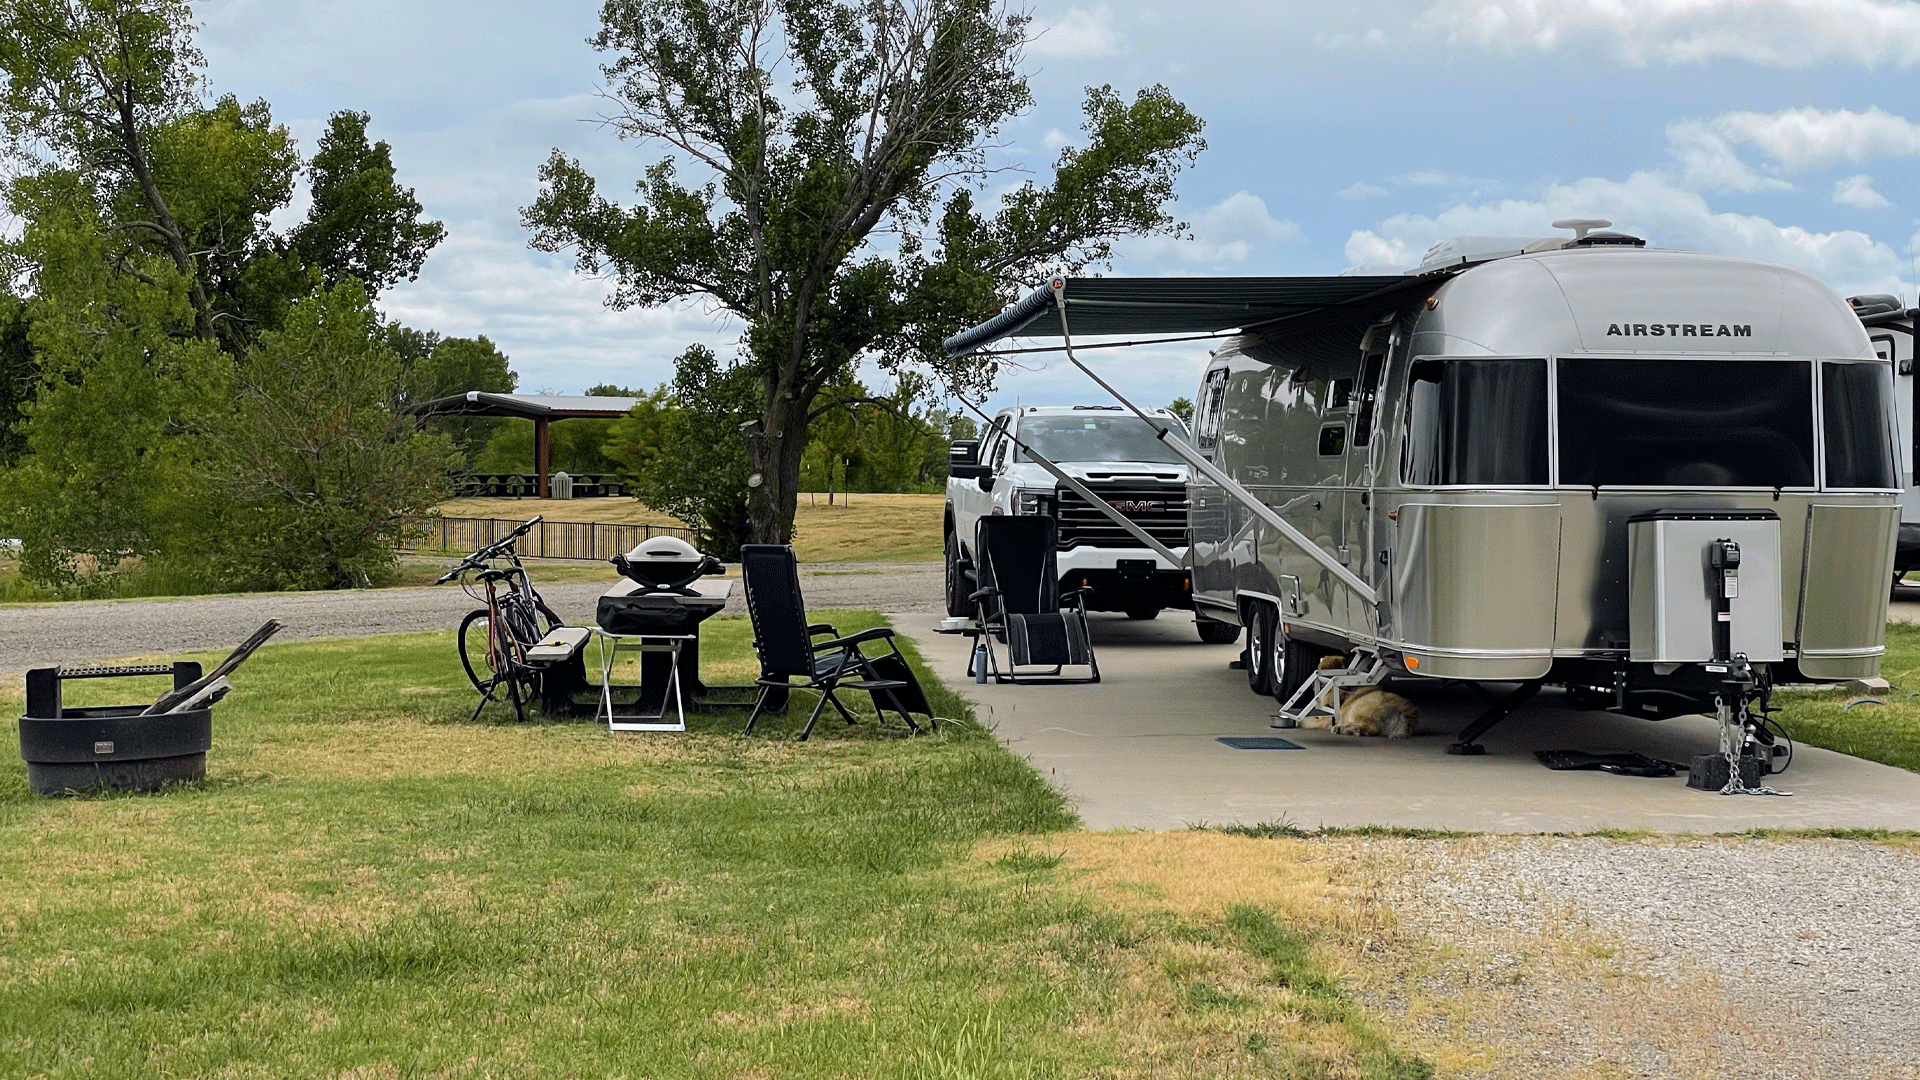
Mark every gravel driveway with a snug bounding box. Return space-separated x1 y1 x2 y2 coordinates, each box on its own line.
0 562 943 669
1342 835 1920 1078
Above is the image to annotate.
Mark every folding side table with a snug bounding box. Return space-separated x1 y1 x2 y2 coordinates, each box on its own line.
595 630 697 732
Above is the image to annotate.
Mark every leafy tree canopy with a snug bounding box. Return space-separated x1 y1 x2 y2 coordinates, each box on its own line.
526 0 1204 544
293 109 446 295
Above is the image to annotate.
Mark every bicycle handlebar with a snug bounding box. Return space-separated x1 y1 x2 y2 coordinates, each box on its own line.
434 515 543 584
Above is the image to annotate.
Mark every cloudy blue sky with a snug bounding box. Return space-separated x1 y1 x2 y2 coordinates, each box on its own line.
197 0 1920 414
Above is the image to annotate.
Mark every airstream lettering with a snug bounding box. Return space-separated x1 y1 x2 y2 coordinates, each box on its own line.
1605 323 1751 337
945 227 1899 787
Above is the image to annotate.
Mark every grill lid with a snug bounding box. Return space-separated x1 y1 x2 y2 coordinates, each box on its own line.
609 535 723 592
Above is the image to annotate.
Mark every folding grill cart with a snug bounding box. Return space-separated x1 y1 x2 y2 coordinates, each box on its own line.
595 538 739 731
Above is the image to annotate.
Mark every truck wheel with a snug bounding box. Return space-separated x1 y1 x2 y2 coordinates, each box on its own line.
1125 607 1160 620
1273 630 1321 704
944 531 972 618
1196 618 1239 644
1244 604 1276 696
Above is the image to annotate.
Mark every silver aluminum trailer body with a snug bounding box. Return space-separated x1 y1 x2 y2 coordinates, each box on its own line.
1187 247 1897 689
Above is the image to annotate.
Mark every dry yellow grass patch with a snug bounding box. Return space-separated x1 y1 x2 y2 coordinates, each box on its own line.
436 492 945 563
968 831 1406 1079
219 716 821 784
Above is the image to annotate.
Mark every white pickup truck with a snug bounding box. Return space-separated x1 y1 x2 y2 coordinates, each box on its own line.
945 405 1228 640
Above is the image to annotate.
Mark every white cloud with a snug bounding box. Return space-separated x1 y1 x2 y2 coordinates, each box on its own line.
1342 168 1915 299
1666 106 1920 192
1665 118 1797 192
382 219 743 394
1343 230 1418 268
1028 5 1123 58
1126 191 1303 268
1705 107 1920 171
1420 0 1920 68
1337 181 1390 200
1834 174 1894 208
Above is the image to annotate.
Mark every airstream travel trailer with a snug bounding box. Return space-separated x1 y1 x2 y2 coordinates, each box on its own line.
945 223 1900 786
1849 294 1920 577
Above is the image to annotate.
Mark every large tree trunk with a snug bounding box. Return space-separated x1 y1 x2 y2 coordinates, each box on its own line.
116 88 215 341
744 392 810 545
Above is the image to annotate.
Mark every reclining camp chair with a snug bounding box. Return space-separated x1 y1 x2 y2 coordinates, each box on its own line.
969 515 1099 684
739 544 934 741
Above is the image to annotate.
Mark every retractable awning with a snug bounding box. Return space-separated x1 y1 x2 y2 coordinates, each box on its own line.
942 273 1447 358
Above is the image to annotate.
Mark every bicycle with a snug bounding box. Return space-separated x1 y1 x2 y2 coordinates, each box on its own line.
436 516 567 722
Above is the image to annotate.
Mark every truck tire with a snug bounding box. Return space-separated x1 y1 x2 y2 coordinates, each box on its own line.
1196 618 1239 644
944 531 972 618
1244 603 1277 696
1273 630 1321 704
1125 607 1160 620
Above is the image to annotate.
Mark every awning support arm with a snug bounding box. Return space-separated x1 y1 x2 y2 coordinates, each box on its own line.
1045 278 1379 608
950 396 1185 568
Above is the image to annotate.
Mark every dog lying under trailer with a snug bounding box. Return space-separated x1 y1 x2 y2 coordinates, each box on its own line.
943 221 1900 791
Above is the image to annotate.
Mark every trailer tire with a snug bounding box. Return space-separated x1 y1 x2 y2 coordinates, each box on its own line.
1244 603 1277 697
1196 618 1239 644
944 531 972 618
1272 630 1321 704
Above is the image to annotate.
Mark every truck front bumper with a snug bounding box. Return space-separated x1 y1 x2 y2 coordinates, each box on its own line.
1057 555 1192 613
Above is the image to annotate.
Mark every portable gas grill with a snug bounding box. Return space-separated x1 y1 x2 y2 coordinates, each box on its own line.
595 537 739 730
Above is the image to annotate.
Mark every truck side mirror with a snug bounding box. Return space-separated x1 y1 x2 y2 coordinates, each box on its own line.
949 439 991 483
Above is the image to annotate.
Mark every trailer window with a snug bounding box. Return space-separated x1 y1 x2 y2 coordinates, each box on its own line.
1401 358 1548 486
1557 359 1813 488
1822 361 1898 489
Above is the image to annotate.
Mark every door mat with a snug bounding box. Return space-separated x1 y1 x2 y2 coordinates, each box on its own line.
1218 736 1305 751
1534 750 1685 777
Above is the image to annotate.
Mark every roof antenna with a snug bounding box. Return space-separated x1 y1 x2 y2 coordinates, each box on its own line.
1552 218 1611 242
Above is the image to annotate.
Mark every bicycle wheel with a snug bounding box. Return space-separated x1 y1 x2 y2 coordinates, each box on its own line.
457 609 498 694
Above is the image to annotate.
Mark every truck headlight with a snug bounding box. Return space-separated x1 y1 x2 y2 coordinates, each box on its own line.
1014 489 1055 515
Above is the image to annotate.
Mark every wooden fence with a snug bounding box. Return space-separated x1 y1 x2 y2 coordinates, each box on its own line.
407 516 696 561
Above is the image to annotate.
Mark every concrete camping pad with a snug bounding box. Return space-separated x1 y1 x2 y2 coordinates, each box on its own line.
895 613 1920 833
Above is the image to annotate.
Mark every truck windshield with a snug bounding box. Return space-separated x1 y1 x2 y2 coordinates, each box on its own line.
1402 358 1549 486
1557 358 1814 488
1016 415 1189 464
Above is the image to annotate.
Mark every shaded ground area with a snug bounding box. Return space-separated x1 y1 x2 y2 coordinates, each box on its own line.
896 612 1920 833
0 562 942 671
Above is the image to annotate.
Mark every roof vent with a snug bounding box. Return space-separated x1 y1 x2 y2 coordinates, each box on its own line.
1848 294 1903 317
1571 229 1645 248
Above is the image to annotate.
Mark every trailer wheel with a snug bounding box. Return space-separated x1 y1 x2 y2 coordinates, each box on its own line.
1244 603 1277 696
1272 630 1321 704
1195 618 1239 644
943 531 972 618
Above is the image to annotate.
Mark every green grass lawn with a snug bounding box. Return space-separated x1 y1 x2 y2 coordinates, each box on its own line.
1774 621 1920 773
0 615 1427 1079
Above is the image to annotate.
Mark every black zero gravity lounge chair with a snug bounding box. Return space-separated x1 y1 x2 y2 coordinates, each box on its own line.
969 515 1099 684
739 544 932 740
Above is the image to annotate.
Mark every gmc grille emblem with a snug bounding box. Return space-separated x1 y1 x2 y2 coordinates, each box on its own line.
1110 500 1163 513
